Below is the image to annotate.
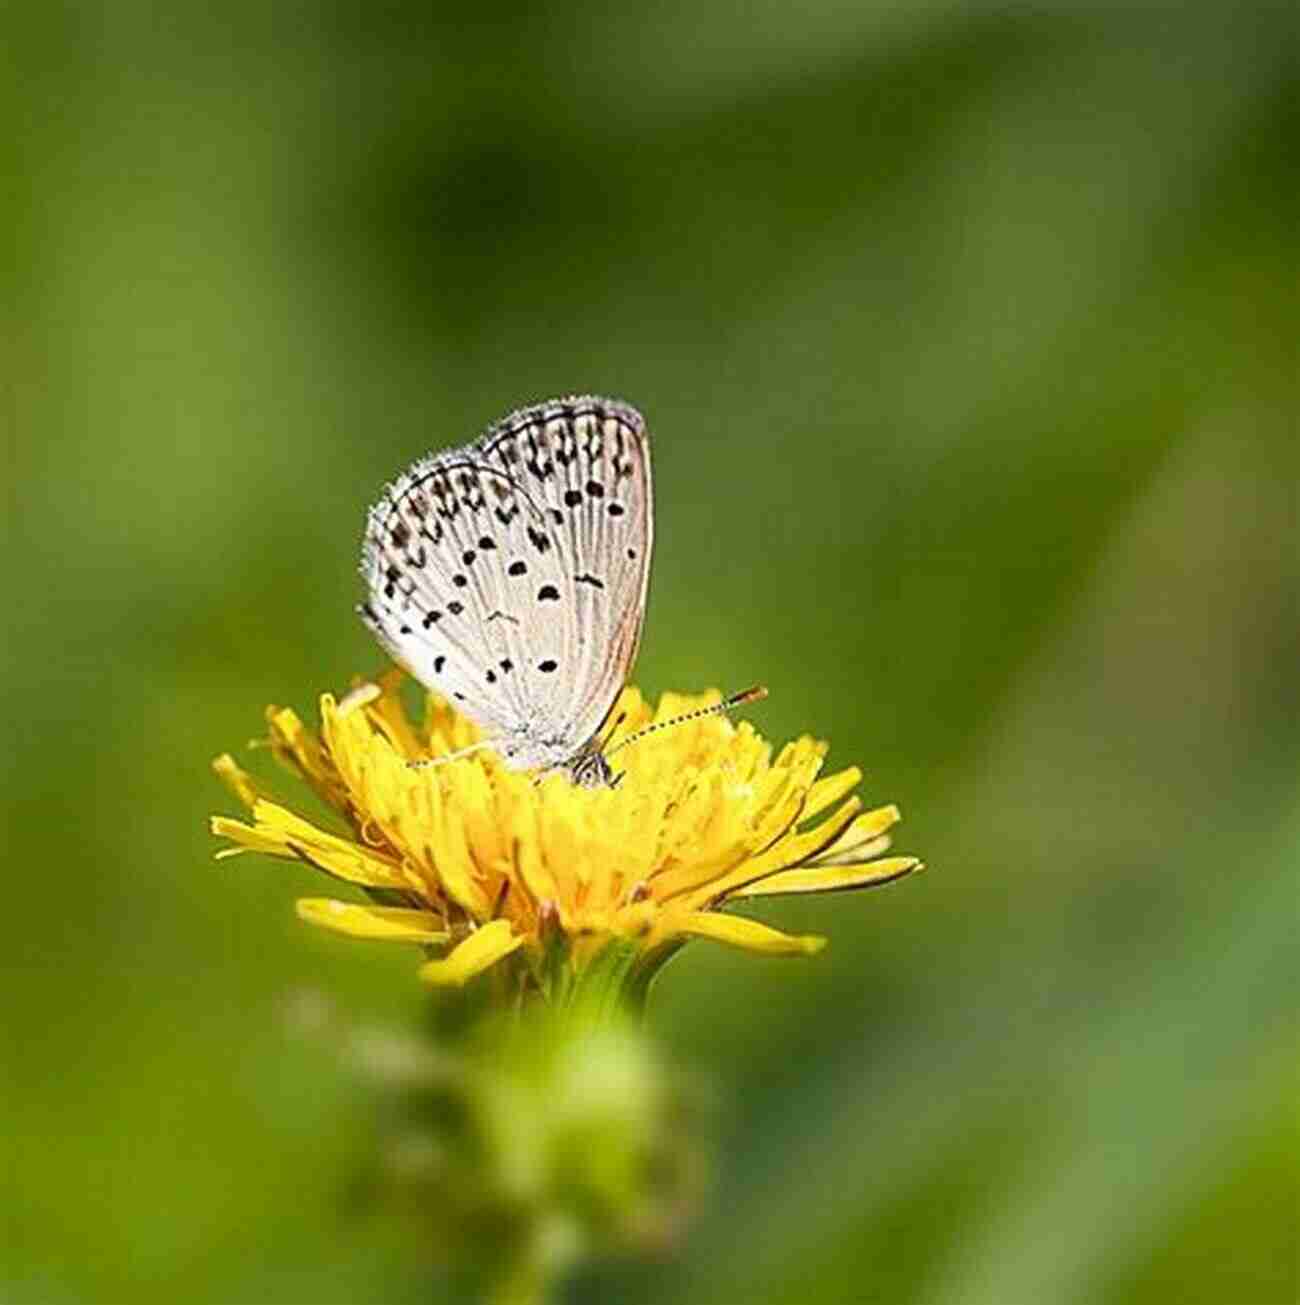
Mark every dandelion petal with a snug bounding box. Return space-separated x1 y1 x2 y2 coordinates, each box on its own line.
296 898 447 943
419 920 523 986
668 911 826 956
733 857 923 898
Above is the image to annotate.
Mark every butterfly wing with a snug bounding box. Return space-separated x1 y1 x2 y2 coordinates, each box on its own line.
360 396 652 770
474 397 653 753
360 457 575 754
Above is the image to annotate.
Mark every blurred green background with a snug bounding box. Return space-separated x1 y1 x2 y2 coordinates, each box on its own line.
7 2 1297 1302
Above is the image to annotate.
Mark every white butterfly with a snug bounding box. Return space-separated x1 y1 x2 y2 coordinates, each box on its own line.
359 396 654 787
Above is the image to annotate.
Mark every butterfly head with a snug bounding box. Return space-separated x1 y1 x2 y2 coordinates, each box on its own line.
564 747 618 790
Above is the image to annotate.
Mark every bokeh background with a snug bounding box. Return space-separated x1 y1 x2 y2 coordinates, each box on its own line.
7 3 1297 1302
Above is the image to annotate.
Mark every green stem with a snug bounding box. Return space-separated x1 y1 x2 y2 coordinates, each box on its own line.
561 939 643 1024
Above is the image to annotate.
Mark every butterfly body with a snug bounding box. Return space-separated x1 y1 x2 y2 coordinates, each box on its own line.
359 396 653 784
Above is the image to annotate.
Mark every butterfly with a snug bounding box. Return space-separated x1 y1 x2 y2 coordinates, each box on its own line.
358 396 656 787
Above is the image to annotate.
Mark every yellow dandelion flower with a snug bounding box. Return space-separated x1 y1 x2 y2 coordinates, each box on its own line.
211 672 920 1001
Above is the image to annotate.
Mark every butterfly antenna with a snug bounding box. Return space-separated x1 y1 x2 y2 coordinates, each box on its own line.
605 685 768 758
407 739 495 771
597 708 629 749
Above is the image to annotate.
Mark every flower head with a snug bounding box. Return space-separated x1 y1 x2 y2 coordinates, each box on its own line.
211 673 919 998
